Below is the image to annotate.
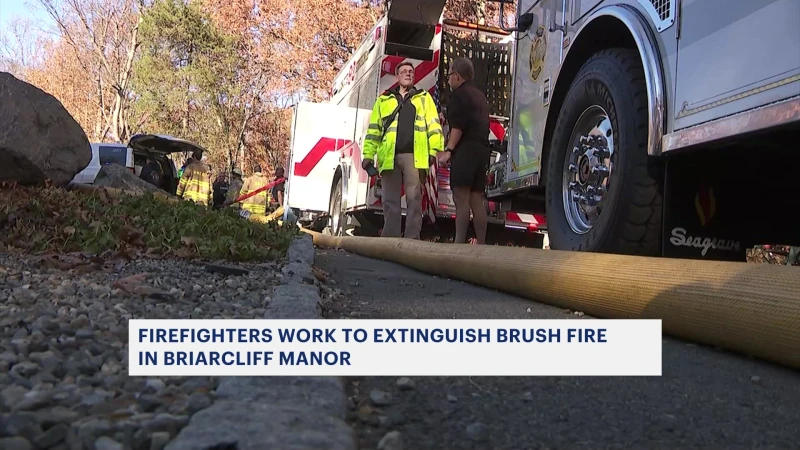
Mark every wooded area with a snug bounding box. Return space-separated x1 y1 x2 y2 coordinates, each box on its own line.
0 0 514 174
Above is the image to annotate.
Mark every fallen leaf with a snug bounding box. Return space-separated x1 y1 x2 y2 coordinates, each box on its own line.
311 266 328 283
113 273 150 293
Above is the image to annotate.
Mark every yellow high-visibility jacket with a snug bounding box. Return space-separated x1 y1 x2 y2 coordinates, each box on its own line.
363 87 444 173
177 161 212 206
240 172 270 215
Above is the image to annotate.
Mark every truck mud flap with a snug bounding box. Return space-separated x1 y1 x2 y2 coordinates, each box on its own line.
662 147 800 261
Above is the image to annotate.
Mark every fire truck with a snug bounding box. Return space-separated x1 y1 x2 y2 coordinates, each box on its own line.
283 0 547 241
479 0 800 261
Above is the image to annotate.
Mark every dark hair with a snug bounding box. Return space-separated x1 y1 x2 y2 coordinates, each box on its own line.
395 61 414 75
253 165 262 173
451 57 474 81
191 150 203 161
275 167 285 174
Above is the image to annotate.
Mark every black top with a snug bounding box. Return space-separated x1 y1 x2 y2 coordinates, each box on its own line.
388 87 417 154
446 81 489 152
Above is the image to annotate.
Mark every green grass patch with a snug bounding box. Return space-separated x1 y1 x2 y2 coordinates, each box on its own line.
0 186 300 261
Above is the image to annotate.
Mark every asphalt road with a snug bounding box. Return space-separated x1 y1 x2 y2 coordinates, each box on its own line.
317 250 800 450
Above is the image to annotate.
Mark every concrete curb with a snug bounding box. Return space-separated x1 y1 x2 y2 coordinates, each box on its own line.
166 235 357 450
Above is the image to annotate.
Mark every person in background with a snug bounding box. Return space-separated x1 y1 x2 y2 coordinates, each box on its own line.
223 168 244 209
240 165 270 216
176 150 212 206
437 57 490 245
271 167 286 207
362 61 444 239
140 156 163 188
178 157 192 179
212 172 229 209
786 246 799 266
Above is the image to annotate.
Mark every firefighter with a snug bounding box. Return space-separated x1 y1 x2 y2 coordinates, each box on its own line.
223 168 244 209
240 165 270 216
176 150 212 206
362 61 444 239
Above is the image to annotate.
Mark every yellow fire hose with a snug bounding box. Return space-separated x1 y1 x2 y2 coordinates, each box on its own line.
303 230 800 370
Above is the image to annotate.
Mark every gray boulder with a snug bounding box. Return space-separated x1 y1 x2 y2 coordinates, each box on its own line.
0 71 91 186
94 163 170 195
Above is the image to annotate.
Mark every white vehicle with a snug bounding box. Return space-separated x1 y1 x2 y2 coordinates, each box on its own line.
71 143 135 184
284 0 547 239
71 135 188 195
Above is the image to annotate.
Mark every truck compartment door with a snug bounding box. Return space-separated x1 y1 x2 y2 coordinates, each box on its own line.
285 101 357 214
508 0 565 183
674 0 800 131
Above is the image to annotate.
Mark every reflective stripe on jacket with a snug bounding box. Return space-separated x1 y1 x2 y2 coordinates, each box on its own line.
363 87 444 173
176 162 212 206
240 173 270 215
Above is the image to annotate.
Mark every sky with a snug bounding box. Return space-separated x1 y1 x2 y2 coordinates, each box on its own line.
0 0 53 37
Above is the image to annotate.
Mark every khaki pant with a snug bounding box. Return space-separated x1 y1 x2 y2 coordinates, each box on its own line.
381 153 425 239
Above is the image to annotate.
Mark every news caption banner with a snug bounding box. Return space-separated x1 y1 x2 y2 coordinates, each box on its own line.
129 319 662 376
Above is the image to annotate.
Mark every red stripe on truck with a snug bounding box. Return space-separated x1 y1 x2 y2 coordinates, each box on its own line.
489 121 506 142
293 138 353 177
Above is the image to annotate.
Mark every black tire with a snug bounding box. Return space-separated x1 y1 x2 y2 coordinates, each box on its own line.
324 177 344 236
545 48 662 256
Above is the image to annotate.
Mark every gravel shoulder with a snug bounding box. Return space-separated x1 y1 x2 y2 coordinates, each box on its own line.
0 252 281 450
317 250 800 450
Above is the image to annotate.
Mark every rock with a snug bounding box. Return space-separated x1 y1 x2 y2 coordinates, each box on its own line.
186 393 212 414
377 430 403 450
0 437 33 450
466 422 489 442
144 413 189 434
94 436 124 450
369 389 392 406
286 235 315 265
149 431 171 450
446 394 458 403
145 378 166 392
0 72 91 186
77 419 113 446
93 163 169 195
396 377 415 391
1 385 29 408
32 422 69 448
521 392 534 402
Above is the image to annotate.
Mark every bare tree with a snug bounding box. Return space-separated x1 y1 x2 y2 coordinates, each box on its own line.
0 16 44 77
37 0 145 142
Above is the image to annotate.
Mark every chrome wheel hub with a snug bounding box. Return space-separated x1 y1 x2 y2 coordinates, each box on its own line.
562 106 615 235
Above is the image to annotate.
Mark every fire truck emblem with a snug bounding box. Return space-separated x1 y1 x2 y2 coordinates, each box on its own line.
694 187 716 227
529 25 546 82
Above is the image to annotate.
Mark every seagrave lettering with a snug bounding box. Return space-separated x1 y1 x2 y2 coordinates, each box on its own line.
669 227 741 256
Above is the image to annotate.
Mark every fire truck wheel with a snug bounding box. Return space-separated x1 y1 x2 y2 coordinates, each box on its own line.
545 47 662 256
325 176 345 236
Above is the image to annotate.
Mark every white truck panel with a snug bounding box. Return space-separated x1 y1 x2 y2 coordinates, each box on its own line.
285 101 358 214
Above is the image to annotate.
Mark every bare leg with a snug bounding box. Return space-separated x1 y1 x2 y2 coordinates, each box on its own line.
469 191 488 245
453 186 471 243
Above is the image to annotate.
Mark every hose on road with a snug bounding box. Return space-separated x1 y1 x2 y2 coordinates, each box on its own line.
304 230 800 370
